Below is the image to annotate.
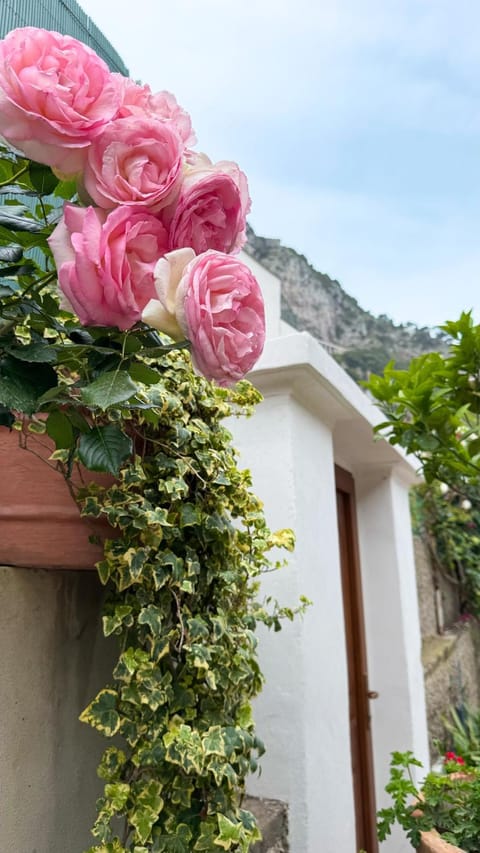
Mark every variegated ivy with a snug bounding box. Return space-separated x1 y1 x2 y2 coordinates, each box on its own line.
77 353 301 852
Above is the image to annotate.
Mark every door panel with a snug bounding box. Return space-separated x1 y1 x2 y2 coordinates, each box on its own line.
335 465 378 853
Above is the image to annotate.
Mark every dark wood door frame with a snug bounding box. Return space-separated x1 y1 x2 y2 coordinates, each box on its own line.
335 465 378 853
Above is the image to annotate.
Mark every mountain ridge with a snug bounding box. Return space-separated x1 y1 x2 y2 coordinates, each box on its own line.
244 224 446 379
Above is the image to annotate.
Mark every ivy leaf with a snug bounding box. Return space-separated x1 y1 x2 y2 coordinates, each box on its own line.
215 814 243 850
80 689 121 737
138 605 163 635
131 807 162 844
104 782 130 812
81 371 138 409
78 425 132 475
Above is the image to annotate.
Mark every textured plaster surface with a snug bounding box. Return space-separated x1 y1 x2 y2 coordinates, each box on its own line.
0 566 116 853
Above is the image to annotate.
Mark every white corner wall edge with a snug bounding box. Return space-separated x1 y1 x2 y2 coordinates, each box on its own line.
228 328 429 853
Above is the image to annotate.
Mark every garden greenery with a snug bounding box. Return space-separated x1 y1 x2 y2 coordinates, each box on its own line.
410 482 480 618
378 751 480 852
367 312 480 617
366 312 480 490
367 312 480 849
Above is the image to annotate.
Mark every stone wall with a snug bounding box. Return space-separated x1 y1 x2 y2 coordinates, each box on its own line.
414 536 480 758
245 796 289 853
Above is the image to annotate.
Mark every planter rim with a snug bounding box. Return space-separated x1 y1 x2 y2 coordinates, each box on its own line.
419 828 466 853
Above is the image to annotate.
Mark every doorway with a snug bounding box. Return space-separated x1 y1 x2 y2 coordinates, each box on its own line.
335 465 378 853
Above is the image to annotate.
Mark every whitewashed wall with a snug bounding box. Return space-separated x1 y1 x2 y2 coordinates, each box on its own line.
232 253 430 853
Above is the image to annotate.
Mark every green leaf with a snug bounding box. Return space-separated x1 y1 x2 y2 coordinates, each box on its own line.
138 605 163 635
214 814 243 849
0 356 57 414
129 362 162 386
46 410 74 449
7 341 57 364
0 244 22 263
54 179 77 200
28 161 59 195
0 208 45 232
0 373 37 414
104 782 130 812
80 689 121 737
78 425 132 475
0 405 14 428
131 807 162 844
81 371 138 409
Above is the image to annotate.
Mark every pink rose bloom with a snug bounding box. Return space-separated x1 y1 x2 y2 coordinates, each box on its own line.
167 155 251 255
0 28 123 174
83 116 184 212
142 249 265 386
116 77 196 147
48 204 169 330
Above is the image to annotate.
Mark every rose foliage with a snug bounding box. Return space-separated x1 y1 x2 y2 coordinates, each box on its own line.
0 27 305 853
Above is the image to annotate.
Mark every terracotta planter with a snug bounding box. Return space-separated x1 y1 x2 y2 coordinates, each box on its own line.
0 426 116 570
418 828 465 853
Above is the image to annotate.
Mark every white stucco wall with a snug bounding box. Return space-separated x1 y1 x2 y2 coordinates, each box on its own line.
234 394 356 852
232 255 430 853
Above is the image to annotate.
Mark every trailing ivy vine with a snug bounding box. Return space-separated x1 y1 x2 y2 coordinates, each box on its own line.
79 357 301 852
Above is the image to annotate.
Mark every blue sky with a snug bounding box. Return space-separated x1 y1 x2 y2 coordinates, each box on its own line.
77 0 480 328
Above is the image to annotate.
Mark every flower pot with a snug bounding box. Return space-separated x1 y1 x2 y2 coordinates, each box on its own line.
418 828 465 853
0 426 115 570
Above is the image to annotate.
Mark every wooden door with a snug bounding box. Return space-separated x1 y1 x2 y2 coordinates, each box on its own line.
335 465 378 853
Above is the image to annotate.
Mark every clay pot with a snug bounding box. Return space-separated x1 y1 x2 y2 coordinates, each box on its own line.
0 426 116 570
418 828 464 853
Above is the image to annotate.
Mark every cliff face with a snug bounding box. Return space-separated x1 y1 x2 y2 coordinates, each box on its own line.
244 225 446 379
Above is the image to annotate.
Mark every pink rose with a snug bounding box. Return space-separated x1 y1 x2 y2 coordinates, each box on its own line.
48 204 169 330
142 249 265 386
0 28 123 174
116 77 196 147
166 155 251 255
83 116 184 211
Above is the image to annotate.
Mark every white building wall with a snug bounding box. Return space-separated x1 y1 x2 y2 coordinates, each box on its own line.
233 395 356 853
234 255 429 853
355 472 430 852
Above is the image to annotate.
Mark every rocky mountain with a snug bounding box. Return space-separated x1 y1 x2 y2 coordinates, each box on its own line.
244 224 447 380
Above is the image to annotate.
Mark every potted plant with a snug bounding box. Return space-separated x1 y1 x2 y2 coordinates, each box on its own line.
0 26 304 853
377 751 480 852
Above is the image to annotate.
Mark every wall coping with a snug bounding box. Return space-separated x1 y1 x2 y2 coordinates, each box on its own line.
249 330 420 485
